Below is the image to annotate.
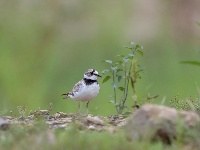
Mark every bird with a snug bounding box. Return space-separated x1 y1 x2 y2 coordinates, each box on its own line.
62 69 101 114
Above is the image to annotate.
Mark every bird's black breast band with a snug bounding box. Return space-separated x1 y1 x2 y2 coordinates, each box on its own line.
84 78 98 85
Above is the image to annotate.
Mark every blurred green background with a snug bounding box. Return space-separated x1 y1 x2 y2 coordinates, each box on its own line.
0 0 200 116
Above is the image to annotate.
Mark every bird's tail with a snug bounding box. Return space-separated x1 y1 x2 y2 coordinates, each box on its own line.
61 92 72 99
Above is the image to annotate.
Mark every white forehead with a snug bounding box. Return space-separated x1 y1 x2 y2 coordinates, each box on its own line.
94 70 98 74
86 69 98 74
87 69 93 72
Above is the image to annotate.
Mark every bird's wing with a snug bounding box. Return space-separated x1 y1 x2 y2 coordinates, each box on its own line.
72 80 83 93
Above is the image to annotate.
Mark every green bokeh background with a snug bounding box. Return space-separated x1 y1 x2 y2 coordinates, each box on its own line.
0 0 200 116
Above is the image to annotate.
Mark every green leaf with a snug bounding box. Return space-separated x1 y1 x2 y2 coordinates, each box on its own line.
112 83 118 88
102 69 110 74
123 46 129 49
124 46 132 50
135 44 143 50
108 100 115 104
118 75 122 82
128 53 134 60
116 54 124 57
103 60 112 64
137 50 144 56
109 101 119 106
111 66 118 71
125 75 130 80
102 76 111 83
130 42 135 46
137 69 144 74
123 57 129 63
180 61 200 66
135 44 141 49
129 53 135 57
115 60 123 65
118 86 125 91
116 68 123 73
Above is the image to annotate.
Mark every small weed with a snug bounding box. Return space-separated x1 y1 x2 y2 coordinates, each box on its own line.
47 102 53 114
17 105 26 119
169 94 200 113
28 103 53 118
102 42 144 114
16 103 53 119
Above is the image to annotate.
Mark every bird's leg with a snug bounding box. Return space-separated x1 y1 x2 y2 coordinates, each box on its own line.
86 101 90 114
78 102 81 114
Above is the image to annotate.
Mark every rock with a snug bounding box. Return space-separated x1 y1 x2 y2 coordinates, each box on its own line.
125 104 200 144
54 112 75 119
0 117 9 130
86 115 104 126
88 125 96 130
117 119 127 127
107 115 128 127
29 110 49 116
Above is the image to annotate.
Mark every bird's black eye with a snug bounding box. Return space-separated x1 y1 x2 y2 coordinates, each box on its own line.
91 69 95 75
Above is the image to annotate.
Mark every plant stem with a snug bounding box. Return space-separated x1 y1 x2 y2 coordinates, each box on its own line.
120 64 127 114
123 65 126 99
121 63 132 111
131 61 136 94
118 62 132 114
112 71 118 113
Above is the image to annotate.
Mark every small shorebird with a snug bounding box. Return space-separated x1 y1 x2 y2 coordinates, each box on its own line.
62 69 101 113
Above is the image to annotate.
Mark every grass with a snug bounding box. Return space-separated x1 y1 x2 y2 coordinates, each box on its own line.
0 123 165 150
169 93 200 114
1 98 200 150
1 121 199 150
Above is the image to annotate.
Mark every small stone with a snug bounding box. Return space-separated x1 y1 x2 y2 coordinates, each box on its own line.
88 125 95 130
54 112 73 119
117 119 127 127
27 115 34 120
0 117 9 130
47 115 55 120
29 110 49 116
86 116 104 125
125 104 200 144
57 124 67 129
2 116 14 120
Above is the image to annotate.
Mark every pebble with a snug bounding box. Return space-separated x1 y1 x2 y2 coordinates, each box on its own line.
86 116 104 125
0 117 9 130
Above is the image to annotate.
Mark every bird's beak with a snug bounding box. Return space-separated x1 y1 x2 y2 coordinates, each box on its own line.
95 74 101 77
97 74 102 77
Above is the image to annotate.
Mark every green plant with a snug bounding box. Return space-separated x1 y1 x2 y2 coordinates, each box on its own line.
102 42 144 114
180 61 200 67
169 94 200 114
180 22 200 67
17 105 26 119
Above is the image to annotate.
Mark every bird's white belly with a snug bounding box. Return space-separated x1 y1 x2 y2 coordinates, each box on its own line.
73 84 100 102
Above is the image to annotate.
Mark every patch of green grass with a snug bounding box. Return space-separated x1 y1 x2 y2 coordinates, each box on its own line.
169 94 200 113
2 115 200 150
2 99 200 150
0 123 167 150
